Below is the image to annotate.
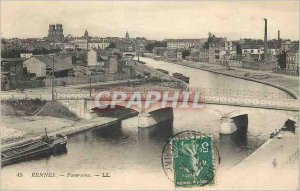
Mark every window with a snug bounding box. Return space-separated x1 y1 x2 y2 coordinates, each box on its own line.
251 50 254 53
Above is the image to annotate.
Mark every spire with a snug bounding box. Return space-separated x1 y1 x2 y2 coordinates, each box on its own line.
126 31 129 39
84 29 89 39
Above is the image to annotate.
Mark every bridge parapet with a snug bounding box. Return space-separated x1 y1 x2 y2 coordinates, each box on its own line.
55 89 299 112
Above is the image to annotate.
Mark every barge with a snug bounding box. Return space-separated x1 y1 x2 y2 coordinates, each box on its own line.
1 130 67 167
156 68 169 75
172 72 189 83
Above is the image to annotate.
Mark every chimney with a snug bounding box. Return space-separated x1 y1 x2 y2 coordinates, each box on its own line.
278 30 280 41
264 18 268 59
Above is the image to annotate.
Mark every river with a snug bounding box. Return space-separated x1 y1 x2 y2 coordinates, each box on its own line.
1 57 294 190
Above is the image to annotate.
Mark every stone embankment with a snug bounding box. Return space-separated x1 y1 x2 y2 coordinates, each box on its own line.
163 59 299 99
0 100 133 147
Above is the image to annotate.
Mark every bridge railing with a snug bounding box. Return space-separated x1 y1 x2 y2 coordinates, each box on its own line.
52 90 299 111
192 88 291 99
203 95 299 111
59 87 292 99
53 88 293 100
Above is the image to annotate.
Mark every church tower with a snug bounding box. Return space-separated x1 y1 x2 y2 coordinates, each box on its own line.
48 24 56 42
48 24 64 43
125 31 129 39
84 30 89 39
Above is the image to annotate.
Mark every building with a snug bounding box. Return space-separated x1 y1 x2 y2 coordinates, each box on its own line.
176 50 183 60
281 40 293 52
23 54 73 78
63 43 76 50
286 43 299 75
115 40 134 52
166 39 207 49
48 24 64 43
72 38 88 50
20 53 33 59
1 58 25 90
88 41 110 50
208 38 227 64
242 43 280 61
87 49 104 66
190 49 209 62
242 45 264 61
103 55 118 74
1 58 24 81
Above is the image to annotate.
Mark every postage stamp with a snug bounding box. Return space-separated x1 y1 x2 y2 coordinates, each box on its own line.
161 131 218 187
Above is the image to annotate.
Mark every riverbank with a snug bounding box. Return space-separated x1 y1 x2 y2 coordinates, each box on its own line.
0 98 138 148
163 59 299 99
0 116 120 148
217 129 298 190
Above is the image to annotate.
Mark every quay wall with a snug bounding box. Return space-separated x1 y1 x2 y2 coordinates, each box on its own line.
163 60 299 99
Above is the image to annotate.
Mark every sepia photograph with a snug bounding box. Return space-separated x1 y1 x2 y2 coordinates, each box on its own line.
0 1 299 190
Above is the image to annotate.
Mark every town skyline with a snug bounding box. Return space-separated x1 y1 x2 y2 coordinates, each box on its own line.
1 1 299 40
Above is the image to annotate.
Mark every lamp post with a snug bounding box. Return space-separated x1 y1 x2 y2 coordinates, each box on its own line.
51 55 55 101
89 76 92 97
138 44 140 62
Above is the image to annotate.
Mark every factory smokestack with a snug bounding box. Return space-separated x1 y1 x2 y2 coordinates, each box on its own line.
278 30 280 41
264 18 268 60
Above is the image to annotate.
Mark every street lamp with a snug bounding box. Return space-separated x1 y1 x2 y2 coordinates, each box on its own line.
89 76 92 97
138 44 140 62
52 55 54 101
45 55 56 101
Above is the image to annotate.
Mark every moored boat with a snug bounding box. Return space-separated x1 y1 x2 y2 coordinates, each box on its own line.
1 130 67 167
156 68 169 75
172 72 189 83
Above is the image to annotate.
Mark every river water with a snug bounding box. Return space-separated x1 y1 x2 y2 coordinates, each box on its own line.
1 58 294 190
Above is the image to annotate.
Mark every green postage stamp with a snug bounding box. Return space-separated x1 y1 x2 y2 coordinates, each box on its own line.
171 134 214 187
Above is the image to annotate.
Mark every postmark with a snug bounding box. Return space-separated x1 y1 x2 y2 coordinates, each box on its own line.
161 131 220 187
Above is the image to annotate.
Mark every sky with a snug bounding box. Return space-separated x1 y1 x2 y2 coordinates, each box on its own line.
1 1 299 40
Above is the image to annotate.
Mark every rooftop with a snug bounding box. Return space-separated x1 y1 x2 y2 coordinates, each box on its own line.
28 54 73 71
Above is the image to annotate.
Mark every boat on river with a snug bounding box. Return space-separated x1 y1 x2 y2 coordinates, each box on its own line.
156 68 169 75
172 72 189 83
1 130 67 167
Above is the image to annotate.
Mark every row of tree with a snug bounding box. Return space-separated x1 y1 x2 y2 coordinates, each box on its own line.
1 48 62 58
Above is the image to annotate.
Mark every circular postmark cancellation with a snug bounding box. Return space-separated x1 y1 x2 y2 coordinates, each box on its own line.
161 131 220 187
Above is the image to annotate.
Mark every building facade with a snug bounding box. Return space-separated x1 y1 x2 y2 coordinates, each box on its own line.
23 54 73 78
20 53 33 59
72 38 89 50
88 41 110 50
115 40 134 52
286 44 299 75
166 39 207 49
190 49 209 62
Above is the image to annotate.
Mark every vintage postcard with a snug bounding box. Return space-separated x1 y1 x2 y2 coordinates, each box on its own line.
0 1 299 190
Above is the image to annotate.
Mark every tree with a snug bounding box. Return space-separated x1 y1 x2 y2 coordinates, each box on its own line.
182 49 191 59
145 41 167 52
236 43 242 55
108 42 116 49
277 51 286 69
